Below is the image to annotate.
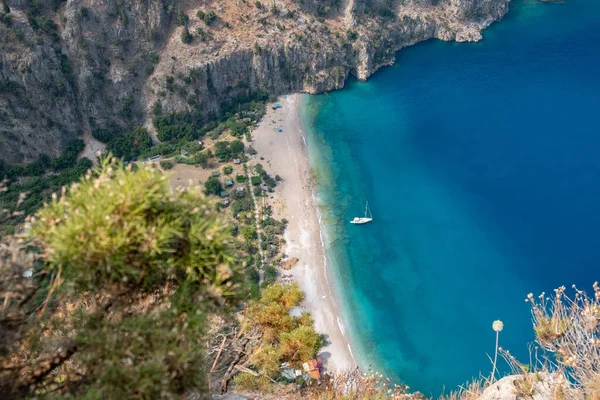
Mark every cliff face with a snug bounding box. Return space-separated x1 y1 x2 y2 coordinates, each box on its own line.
0 0 510 164
0 6 81 164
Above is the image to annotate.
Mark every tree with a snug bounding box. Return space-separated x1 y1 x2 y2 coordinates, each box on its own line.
230 139 245 155
279 326 325 363
181 25 192 43
176 6 187 26
239 282 324 386
251 176 261 186
204 10 216 25
236 174 248 183
263 265 277 284
0 159 243 399
214 141 231 160
107 126 153 161
204 176 223 195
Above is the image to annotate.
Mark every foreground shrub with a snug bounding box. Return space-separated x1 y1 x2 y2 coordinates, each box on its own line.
0 158 243 398
524 284 600 398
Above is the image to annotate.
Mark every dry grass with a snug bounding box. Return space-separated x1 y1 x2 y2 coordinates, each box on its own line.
526 284 600 398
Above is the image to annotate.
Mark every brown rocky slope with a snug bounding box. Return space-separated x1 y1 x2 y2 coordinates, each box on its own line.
0 0 510 164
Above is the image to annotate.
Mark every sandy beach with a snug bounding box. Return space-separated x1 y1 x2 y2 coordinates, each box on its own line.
251 94 356 373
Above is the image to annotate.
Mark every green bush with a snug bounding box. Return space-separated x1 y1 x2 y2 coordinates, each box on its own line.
52 139 85 171
264 265 277 284
242 283 325 376
203 10 216 25
241 225 258 241
230 139 245 155
1 159 244 398
181 25 192 43
223 165 233 175
235 174 248 183
251 176 261 186
160 160 174 170
204 176 223 195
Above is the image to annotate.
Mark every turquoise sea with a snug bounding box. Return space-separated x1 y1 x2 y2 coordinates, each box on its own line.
301 0 600 395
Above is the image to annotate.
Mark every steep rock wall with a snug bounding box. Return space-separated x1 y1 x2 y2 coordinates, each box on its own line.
0 6 81 164
0 0 511 164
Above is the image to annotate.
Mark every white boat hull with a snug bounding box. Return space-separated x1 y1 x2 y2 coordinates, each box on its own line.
350 217 372 225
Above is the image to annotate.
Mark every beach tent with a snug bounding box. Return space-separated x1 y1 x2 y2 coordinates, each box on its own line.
275 103 281 108
276 127 283 132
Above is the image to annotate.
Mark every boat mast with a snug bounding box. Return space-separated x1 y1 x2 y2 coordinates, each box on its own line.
365 201 368 219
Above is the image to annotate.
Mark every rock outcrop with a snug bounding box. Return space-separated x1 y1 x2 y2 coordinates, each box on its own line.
476 373 581 400
0 0 511 165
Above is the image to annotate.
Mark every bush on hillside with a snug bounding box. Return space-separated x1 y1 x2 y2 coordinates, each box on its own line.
160 160 174 170
237 282 324 385
0 158 243 398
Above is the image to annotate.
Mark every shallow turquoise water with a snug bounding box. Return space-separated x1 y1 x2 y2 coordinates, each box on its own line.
302 0 600 395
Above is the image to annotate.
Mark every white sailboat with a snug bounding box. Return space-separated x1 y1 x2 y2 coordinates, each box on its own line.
350 201 373 225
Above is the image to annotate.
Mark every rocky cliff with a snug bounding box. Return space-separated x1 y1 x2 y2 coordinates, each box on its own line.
0 0 510 164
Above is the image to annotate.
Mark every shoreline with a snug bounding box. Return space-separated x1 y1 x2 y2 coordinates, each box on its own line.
251 94 357 373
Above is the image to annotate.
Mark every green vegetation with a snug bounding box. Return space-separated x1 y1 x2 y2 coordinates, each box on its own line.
204 10 216 25
235 283 325 390
232 195 254 215
175 6 187 26
120 95 134 119
223 165 233 175
214 140 244 161
0 158 92 230
236 174 248 183
0 159 242 398
197 9 216 25
0 139 92 230
204 175 223 195
346 29 358 41
263 265 277 285
106 126 153 161
174 151 210 167
181 24 192 43
160 160 174 169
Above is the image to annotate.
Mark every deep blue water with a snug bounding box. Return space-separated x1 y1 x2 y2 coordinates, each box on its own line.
302 0 600 395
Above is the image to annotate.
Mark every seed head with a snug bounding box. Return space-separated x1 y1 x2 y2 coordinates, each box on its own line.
493 320 504 332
